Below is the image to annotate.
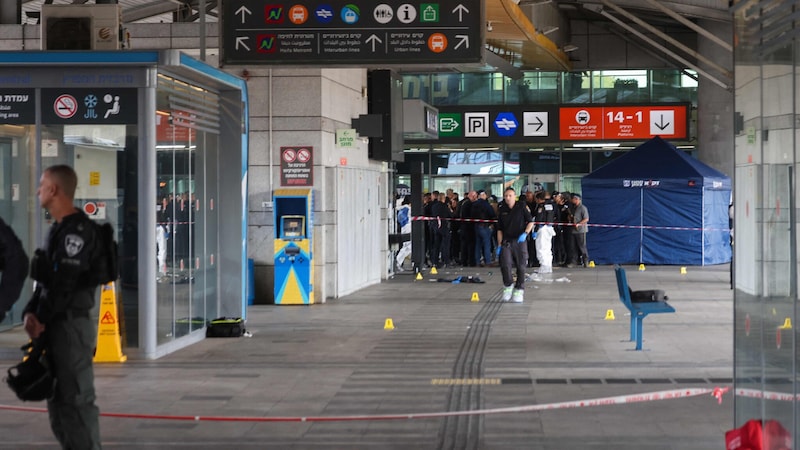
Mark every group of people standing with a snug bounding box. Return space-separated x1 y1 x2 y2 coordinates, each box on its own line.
395 186 590 278
414 189 499 270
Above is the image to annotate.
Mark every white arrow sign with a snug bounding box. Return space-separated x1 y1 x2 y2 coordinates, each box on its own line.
236 6 251 24
366 34 383 52
523 112 548 137
452 4 469 22
236 36 250 51
455 35 469 50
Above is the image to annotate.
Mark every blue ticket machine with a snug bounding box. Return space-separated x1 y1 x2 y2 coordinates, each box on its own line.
273 189 314 304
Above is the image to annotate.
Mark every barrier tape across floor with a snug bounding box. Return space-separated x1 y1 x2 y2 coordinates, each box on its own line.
410 216 731 232
0 387 732 423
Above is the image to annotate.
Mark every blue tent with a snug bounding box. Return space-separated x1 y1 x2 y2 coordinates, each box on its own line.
581 136 731 265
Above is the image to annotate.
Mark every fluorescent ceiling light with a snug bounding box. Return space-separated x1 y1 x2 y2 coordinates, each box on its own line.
539 26 559 35
572 143 620 148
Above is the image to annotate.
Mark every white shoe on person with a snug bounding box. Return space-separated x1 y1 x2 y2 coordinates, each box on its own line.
511 289 524 303
502 286 513 301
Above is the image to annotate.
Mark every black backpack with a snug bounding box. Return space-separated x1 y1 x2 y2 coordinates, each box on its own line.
90 222 118 285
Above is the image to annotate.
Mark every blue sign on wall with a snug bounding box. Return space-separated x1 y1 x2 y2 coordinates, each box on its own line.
493 112 518 137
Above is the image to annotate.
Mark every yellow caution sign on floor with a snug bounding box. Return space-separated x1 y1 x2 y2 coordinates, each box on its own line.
94 282 127 363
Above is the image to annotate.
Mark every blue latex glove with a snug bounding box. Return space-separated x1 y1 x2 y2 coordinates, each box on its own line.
532 232 537 239
495 246 501 258
517 232 528 243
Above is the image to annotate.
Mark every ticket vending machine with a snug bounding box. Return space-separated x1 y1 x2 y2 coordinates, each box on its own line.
273 189 314 304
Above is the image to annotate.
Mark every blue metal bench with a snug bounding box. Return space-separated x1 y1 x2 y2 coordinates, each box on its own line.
613 264 675 350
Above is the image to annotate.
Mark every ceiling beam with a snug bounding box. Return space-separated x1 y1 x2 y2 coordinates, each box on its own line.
593 4 731 91
643 0 732 52
601 0 732 80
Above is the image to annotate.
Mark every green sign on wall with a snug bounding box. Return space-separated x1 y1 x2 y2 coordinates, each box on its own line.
438 113 462 137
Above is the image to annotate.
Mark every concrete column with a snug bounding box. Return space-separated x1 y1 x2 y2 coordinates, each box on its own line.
247 67 383 304
697 18 734 177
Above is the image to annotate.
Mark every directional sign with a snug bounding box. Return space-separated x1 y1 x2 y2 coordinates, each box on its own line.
407 104 688 144
523 111 548 137
559 104 689 141
221 0 483 65
408 106 558 144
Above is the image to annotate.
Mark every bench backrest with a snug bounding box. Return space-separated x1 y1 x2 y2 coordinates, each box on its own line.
614 264 633 309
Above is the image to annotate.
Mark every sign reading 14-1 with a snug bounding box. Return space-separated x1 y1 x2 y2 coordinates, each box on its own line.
221 0 483 65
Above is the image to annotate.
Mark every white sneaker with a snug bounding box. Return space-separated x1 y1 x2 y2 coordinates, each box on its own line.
502 286 513 301
511 289 524 303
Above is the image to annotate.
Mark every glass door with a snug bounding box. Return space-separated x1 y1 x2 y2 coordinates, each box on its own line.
156 73 221 343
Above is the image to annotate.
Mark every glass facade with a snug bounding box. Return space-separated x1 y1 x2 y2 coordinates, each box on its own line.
400 69 699 195
155 74 222 344
0 51 247 359
733 2 799 444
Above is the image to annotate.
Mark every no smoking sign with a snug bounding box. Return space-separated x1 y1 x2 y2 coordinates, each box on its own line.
280 146 314 187
54 94 78 119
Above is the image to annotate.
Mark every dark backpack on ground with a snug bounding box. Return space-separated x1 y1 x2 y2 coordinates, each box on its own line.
206 317 245 337
629 287 668 303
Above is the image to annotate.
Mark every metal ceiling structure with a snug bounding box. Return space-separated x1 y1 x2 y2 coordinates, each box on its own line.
18 0 733 85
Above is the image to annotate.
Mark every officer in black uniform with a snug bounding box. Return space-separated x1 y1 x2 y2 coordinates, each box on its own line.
24 165 102 450
429 191 452 268
0 216 28 322
495 187 534 303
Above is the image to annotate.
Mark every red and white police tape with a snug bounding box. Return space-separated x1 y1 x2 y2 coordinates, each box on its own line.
410 216 731 232
0 387 732 423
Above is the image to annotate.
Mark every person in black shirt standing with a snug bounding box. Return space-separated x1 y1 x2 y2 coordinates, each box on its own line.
429 191 452 268
495 187 534 303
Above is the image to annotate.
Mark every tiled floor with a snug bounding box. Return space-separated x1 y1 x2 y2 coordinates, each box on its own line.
0 264 733 449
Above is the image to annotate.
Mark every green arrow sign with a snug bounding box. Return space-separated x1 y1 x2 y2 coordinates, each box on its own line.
439 113 462 137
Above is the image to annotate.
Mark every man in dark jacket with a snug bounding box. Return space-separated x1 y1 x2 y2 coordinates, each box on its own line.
0 216 28 322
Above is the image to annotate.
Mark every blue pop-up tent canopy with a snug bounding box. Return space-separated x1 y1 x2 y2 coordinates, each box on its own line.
581 136 731 265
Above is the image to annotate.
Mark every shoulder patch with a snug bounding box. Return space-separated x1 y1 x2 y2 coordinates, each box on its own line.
64 234 85 257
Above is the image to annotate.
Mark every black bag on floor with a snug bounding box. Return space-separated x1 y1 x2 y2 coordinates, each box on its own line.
206 317 245 337
6 338 55 402
629 287 668 303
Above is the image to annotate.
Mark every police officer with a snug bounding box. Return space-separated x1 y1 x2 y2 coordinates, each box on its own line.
495 187 534 303
429 191 452 268
23 165 102 449
0 216 28 322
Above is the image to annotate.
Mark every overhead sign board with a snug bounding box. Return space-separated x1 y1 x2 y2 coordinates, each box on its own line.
406 105 558 144
559 104 689 141
221 0 483 65
407 103 690 144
